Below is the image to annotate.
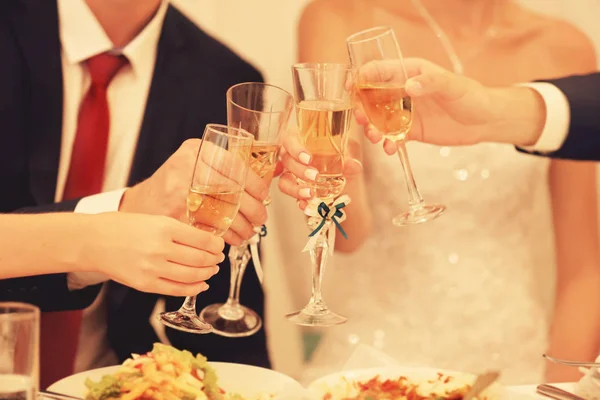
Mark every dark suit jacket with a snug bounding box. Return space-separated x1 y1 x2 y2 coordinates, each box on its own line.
544 73 600 161
0 0 270 367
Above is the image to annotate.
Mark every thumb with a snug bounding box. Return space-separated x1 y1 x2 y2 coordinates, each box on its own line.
405 71 468 102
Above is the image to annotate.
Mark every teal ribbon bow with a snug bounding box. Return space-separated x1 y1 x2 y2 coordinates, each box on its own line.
259 225 267 238
308 201 349 240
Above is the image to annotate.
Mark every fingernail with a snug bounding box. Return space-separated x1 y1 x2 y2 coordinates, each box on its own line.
299 152 311 165
353 159 364 171
201 283 210 291
406 79 423 95
299 188 311 198
304 168 318 181
213 266 220 275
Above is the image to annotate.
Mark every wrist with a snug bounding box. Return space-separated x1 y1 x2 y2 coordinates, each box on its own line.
56 214 98 273
119 185 139 213
489 87 546 147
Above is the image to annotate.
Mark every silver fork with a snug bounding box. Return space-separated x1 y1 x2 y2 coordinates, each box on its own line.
544 354 600 368
37 390 83 400
537 384 586 400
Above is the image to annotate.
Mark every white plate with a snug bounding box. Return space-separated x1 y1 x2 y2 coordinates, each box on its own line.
48 362 305 399
307 366 536 399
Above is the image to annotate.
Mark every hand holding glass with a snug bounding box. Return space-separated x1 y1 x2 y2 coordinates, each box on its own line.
200 83 293 337
158 124 253 334
347 26 445 225
286 63 353 327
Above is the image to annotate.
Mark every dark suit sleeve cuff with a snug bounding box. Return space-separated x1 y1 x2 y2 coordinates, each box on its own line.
0 273 102 311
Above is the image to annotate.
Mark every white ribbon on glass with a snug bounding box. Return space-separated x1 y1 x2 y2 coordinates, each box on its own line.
302 194 351 255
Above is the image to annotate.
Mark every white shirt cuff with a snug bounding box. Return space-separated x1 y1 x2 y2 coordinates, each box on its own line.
518 82 570 152
74 188 127 214
67 189 127 290
67 272 109 290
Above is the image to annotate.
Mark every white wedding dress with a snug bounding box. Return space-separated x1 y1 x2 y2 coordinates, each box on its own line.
303 140 556 385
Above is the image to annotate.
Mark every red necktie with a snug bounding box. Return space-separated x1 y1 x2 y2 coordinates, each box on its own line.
40 53 127 389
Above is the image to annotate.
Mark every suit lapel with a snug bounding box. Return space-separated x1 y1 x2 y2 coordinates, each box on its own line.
10 0 64 205
128 5 190 185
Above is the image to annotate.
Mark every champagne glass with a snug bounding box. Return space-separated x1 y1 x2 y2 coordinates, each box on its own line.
286 63 352 327
347 26 445 226
200 82 293 337
159 124 253 334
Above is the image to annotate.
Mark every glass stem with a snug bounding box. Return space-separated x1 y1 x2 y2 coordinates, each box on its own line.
396 141 424 208
307 218 331 311
225 243 251 308
179 296 197 314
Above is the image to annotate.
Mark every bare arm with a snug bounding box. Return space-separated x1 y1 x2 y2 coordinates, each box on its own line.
545 24 600 382
296 0 372 252
0 212 225 299
0 213 85 279
547 159 600 382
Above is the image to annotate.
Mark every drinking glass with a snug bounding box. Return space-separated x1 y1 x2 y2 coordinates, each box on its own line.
159 124 253 334
0 302 39 399
347 26 445 225
286 63 352 327
200 82 293 337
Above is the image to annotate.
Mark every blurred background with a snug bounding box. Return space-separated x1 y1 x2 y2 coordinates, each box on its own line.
173 0 600 89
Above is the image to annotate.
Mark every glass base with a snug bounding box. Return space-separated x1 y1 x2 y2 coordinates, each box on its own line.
392 204 446 226
158 310 213 334
286 302 347 327
200 303 262 338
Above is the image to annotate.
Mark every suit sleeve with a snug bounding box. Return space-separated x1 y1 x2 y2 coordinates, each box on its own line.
13 199 80 213
0 274 101 312
544 73 600 160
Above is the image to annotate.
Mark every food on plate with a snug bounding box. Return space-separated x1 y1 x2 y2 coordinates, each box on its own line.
84 343 269 400
321 373 487 400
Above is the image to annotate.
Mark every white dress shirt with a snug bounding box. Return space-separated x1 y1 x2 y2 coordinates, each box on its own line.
520 82 571 152
55 0 169 371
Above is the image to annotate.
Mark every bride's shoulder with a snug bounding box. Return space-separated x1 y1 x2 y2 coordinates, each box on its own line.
537 19 596 74
300 0 361 17
299 0 371 34
300 0 352 24
506 4 596 73
298 0 369 62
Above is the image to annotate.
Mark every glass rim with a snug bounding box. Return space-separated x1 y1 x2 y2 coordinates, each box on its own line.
227 82 294 115
292 62 352 72
205 123 254 142
0 302 40 321
346 26 394 44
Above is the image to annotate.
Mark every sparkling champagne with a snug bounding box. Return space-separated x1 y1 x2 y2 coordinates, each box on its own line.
296 100 352 201
249 142 280 184
187 186 242 237
357 83 412 141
